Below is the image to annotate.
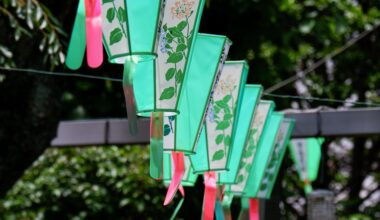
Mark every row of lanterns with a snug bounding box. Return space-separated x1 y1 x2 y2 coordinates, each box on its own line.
65 0 322 219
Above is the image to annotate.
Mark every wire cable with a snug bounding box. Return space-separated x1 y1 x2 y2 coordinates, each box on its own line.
265 22 380 93
263 93 380 107
0 66 123 82
1 65 380 107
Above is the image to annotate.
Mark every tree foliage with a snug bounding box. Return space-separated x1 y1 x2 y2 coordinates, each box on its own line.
0 0 380 219
0 146 177 220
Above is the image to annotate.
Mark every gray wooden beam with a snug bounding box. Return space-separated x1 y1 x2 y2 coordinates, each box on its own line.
51 108 380 147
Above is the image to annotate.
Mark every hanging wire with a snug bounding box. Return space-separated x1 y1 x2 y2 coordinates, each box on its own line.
264 22 380 93
263 93 380 107
1 66 380 107
0 66 123 82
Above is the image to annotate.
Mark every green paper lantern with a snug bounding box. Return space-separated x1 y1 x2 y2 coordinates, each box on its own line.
128 0 206 116
243 112 283 198
190 61 249 173
256 118 295 199
226 101 275 194
217 85 262 184
162 34 231 153
101 0 162 62
163 153 199 187
289 137 323 194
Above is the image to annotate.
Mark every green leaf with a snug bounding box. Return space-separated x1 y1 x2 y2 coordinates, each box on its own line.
260 183 267 190
215 100 228 108
212 150 224 161
248 144 256 151
159 87 175 100
117 7 126 22
214 105 221 114
163 24 168 31
177 21 187 31
224 114 233 121
178 37 185 44
164 124 171 136
216 121 230 130
223 95 232 103
175 69 184 84
245 164 251 172
237 174 244 184
102 0 114 3
109 28 123 45
242 151 253 158
106 8 115 23
176 44 187 52
167 52 183 63
169 28 183 37
166 33 173 43
224 135 231 146
165 68 176 81
215 135 224 145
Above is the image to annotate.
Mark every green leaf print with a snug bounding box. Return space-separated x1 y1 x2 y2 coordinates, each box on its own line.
102 0 114 3
216 121 230 130
167 52 183 63
176 44 187 52
169 28 184 38
215 134 224 145
224 113 233 121
212 150 225 161
242 151 253 159
223 95 232 102
109 28 123 45
177 21 188 31
159 87 175 100
164 124 171 136
165 68 176 81
117 7 126 22
215 100 228 109
106 8 115 23
175 69 184 84
224 135 231 146
237 174 244 184
245 164 251 172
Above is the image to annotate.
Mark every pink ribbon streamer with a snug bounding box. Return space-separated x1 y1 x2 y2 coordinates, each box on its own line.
84 0 103 68
164 152 185 206
249 199 259 220
202 172 217 220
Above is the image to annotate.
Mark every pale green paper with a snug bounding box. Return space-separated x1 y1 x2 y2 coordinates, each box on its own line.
243 112 283 198
218 85 262 184
66 0 86 70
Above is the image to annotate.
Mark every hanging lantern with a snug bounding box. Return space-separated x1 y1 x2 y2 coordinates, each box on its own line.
163 153 199 187
256 118 295 199
289 137 323 194
101 0 163 132
190 61 249 173
129 0 206 117
243 112 284 198
66 0 103 69
161 34 231 153
217 85 262 184
225 101 275 194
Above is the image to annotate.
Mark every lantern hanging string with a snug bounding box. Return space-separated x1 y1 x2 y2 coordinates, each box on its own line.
1 66 380 107
264 22 380 93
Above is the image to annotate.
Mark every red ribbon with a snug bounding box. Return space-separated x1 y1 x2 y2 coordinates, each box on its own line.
202 172 217 220
164 152 185 206
84 0 103 68
249 199 259 220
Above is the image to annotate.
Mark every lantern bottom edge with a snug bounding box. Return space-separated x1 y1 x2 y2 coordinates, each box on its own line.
109 52 157 64
137 109 180 117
